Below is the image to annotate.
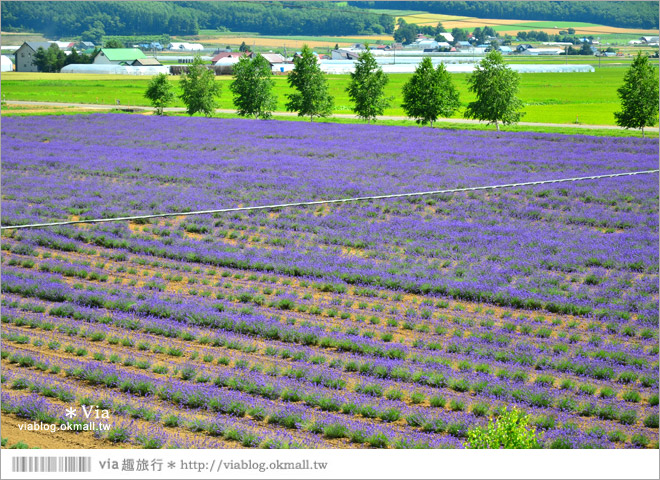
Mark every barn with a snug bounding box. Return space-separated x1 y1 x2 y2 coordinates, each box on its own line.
93 48 147 65
13 42 51 72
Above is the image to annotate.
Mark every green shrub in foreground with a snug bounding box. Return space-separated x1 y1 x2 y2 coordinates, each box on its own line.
465 407 539 449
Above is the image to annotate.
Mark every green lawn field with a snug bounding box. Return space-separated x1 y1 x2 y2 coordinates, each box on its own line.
1 67 637 125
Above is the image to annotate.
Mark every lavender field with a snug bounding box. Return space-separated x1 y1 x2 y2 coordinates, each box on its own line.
1 114 658 449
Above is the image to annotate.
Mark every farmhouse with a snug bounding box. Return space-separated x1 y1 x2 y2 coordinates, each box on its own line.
13 41 51 72
640 35 659 45
93 48 147 65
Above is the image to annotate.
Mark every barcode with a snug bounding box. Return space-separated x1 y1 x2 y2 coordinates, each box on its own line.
11 456 92 473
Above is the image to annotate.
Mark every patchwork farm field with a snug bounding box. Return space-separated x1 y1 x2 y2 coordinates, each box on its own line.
1 114 659 450
392 11 658 36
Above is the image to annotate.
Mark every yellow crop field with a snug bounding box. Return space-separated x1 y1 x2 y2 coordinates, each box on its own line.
396 12 658 36
495 26 659 36
195 36 354 48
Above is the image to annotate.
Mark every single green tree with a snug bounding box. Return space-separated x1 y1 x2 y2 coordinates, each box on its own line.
64 48 81 66
33 44 66 73
464 49 524 131
81 20 105 45
230 54 277 119
401 57 460 127
394 22 418 45
239 41 249 52
579 42 593 55
104 39 124 48
465 408 540 449
144 73 174 115
179 55 221 117
286 45 333 122
346 47 391 123
451 27 468 42
614 52 659 138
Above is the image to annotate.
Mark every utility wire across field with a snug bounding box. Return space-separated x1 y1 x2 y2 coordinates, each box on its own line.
1 169 658 231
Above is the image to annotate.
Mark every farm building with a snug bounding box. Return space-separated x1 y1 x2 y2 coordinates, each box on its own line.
252 53 287 65
77 41 96 50
332 49 361 60
273 63 295 73
416 40 439 50
155 55 212 63
319 60 594 74
640 36 659 45
131 58 162 66
437 32 454 42
211 52 247 64
93 48 147 65
520 48 564 55
1 55 14 71
168 42 204 51
53 41 74 50
61 64 169 75
13 41 51 72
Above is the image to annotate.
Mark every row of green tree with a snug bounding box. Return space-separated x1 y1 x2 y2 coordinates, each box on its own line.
1 1 394 38
394 21 595 48
32 44 98 73
350 1 658 30
148 47 658 137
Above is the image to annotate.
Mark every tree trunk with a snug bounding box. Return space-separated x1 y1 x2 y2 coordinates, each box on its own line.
642 126 645 138
495 120 500 132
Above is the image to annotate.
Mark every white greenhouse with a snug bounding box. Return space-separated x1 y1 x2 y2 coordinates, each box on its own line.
61 64 170 75
319 60 594 74
1 55 14 72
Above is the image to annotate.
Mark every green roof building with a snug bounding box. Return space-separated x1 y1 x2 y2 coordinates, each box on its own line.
93 48 147 65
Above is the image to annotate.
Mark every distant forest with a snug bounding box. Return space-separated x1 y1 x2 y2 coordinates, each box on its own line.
1 1 656 39
0 1 394 37
351 1 659 30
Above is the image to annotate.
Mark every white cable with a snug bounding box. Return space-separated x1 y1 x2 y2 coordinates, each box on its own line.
1 169 658 231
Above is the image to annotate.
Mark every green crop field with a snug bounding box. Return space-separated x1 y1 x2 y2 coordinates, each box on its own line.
0 67 652 126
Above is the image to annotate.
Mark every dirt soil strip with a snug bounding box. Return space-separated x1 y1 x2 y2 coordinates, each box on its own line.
1 413 119 449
